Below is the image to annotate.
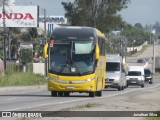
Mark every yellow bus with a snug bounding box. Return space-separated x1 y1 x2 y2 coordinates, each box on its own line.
43 26 106 97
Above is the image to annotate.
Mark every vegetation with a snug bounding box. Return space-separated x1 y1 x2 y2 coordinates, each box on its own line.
0 64 46 86
20 49 33 63
62 0 131 33
121 25 151 47
61 0 158 55
0 73 46 86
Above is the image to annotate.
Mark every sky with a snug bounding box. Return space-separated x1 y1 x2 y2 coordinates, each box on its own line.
120 0 160 27
14 0 160 27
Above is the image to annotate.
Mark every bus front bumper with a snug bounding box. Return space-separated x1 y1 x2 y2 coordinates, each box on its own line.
48 80 96 92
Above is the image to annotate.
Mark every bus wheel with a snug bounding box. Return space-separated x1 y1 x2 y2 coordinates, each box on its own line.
51 91 57 97
96 91 102 97
64 92 70 97
58 92 64 96
89 92 95 97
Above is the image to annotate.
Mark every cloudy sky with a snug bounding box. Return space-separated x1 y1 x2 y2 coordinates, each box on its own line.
15 0 160 27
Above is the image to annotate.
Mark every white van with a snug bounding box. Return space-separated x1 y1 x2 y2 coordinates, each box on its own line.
126 66 145 88
105 54 126 91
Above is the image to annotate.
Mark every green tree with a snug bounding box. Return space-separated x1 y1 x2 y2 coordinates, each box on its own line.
121 25 150 47
28 28 38 40
62 0 130 33
134 23 143 29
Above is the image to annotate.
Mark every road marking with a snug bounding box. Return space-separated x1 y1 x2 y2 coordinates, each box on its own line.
5 83 160 111
6 98 17 101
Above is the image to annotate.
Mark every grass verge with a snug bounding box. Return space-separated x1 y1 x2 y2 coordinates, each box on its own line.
0 73 46 86
0 63 46 86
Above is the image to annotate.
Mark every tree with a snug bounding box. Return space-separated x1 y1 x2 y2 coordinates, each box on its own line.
134 23 143 29
28 28 38 40
121 25 150 47
62 0 130 33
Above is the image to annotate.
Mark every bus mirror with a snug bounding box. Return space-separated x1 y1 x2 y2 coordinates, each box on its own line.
95 44 100 60
43 43 48 58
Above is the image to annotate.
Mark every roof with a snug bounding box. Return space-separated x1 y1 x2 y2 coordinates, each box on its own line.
50 26 105 40
106 54 122 63
128 66 144 70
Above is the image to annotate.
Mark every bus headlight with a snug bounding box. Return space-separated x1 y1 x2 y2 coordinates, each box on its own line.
86 77 95 82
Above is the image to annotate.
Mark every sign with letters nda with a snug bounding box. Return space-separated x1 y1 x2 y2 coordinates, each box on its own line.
0 6 39 27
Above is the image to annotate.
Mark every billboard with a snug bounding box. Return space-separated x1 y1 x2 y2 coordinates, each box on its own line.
39 16 67 24
0 6 38 27
38 16 67 33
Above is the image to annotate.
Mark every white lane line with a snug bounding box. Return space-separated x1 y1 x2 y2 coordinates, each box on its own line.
5 83 160 111
5 97 28 101
6 98 17 101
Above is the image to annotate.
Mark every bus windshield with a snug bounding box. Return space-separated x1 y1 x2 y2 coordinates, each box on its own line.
49 40 95 75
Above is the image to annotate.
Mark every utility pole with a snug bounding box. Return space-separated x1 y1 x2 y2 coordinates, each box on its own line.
2 0 6 70
44 9 47 44
150 26 155 74
43 9 48 77
152 39 155 74
150 25 152 45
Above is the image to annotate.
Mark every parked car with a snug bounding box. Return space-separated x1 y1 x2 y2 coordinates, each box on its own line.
144 69 153 84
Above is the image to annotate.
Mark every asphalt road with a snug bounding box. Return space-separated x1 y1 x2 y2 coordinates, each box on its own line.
0 77 159 112
0 45 160 120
